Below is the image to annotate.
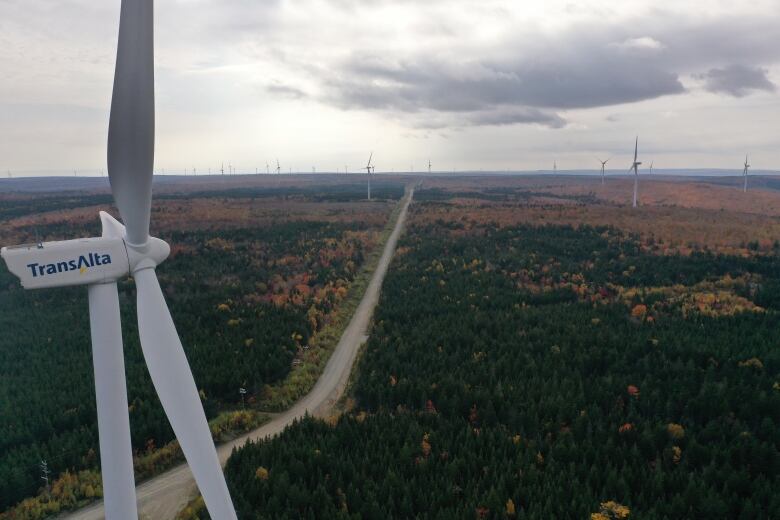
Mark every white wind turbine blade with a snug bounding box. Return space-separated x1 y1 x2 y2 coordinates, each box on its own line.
107 0 155 246
135 268 237 519
633 137 638 163
88 282 137 519
367 152 373 168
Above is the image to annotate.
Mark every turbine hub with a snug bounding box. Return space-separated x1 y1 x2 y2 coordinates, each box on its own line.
127 237 171 273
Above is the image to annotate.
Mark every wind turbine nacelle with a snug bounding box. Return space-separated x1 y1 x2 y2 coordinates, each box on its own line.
1 238 130 290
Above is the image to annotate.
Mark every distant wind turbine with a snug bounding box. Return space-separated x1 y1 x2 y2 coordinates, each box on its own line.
553 160 557 173
363 152 374 200
629 137 642 208
743 155 750 192
266 162 270 174
648 161 654 175
428 159 432 174
276 159 281 175
221 162 224 175
598 158 610 185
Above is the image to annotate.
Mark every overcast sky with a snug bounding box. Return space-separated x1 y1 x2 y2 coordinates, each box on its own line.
1 0 779 175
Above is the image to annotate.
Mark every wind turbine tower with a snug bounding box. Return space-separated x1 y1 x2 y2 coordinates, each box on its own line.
629 137 642 208
428 159 432 174
363 152 374 200
648 161 654 175
598 158 610 185
276 159 281 175
743 155 750 192
0 1 238 518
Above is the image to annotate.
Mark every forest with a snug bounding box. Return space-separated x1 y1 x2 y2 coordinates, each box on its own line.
0 184 401 514
225 199 780 519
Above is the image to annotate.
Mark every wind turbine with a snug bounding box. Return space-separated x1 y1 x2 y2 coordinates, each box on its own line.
266 162 270 175
0 2 237 518
276 159 281 175
363 152 374 200
428 159 432 174
743 155 750 192
598 158 610 185
629 136 642 208
648 161 654 175
553 160 557 173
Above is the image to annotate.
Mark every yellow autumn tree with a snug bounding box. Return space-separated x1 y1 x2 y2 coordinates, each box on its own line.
591 500 630 519
672 446 682 464
667 423 685 440
255 466 269 481
506 498 516 516
421 433 431 458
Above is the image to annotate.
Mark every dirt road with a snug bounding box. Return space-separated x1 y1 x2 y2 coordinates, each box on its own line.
63 186 415 520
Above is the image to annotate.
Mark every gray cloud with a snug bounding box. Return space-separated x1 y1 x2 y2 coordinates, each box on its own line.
311 31 686 128
292 11 780 129
332 53 685 111
698 64 776 97
465 107 566 128
409 107 566 130
265 83 307 99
